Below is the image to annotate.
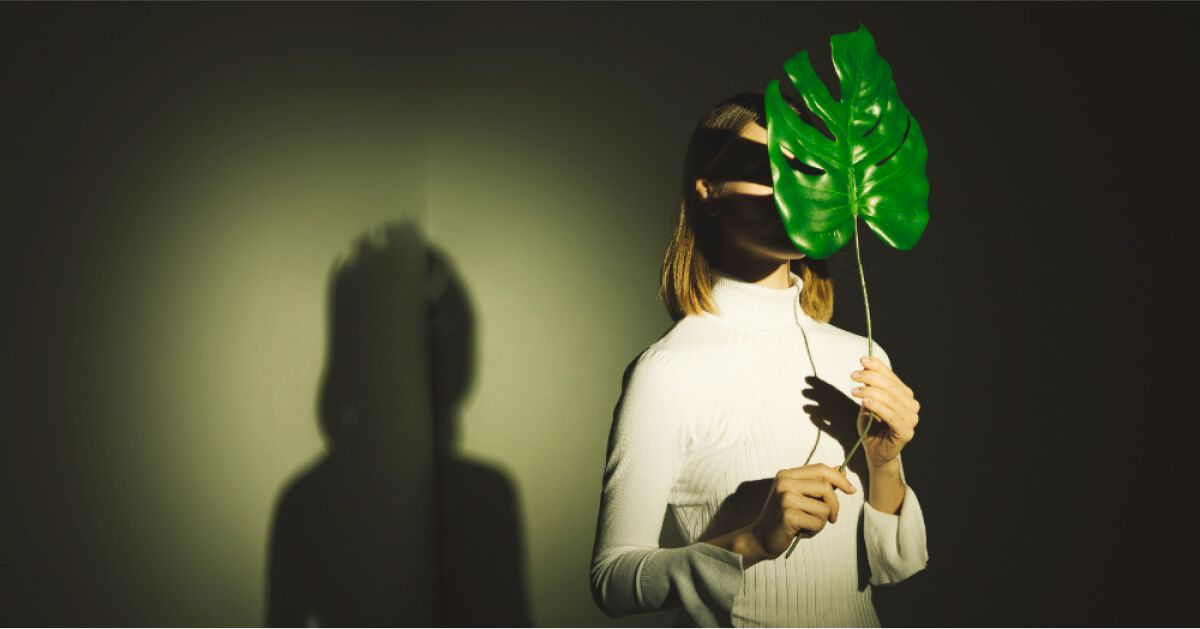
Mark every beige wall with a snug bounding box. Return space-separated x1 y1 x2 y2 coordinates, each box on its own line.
423 65 680 628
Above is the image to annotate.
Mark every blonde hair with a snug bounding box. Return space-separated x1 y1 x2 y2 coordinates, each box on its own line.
660 91 834 323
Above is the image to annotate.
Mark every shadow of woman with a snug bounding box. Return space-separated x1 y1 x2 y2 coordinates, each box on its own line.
265 222 530 626
427 240 532 627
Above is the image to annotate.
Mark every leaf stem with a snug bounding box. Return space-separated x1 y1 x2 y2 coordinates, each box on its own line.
840 217 875 473
788 219 878 560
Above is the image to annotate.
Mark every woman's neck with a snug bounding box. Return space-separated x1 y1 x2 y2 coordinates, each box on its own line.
712 256 795 289
707 266 807 330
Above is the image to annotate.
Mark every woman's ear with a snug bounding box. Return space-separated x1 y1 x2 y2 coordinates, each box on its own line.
695 178 720 215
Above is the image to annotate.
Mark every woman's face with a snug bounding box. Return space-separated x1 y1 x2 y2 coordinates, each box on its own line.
700 122 807 263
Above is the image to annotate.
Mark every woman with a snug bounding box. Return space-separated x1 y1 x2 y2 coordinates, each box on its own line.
589 91 929 627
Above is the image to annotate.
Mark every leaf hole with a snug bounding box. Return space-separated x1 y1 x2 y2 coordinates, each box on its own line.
874 115 911 167
862 108 883 139
787 156 825 177
778 79 836 144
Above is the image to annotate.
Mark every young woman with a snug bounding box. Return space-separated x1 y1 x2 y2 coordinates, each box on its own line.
590 92 929 627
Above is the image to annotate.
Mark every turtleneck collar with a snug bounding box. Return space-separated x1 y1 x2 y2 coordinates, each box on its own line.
707 267 809 331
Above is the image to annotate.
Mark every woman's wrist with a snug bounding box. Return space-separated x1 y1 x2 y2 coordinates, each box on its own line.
867 457 902 476
730 525 769 569
701 525 768 570
866 458 906 514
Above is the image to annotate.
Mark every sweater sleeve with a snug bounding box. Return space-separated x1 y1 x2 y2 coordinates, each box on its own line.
590 348 745 626
860 345 930 586
862 454 929 585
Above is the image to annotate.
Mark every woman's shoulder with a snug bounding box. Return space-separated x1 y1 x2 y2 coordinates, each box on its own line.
653 312 890 357
631 314 894 373
644 314 742 359
614 317 730 391
614 323 725 422
806 318 894 366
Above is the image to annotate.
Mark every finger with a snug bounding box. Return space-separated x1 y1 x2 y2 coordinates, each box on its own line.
852 368 916 412
778 477 835 503
783 507 824 536
790 494 833 524
777 465 856 495
859 355 913 397
859 354 900 383
816 464 856 495
862 395 900 430
803 494 835 524
778 477 846 521
854 385 919 426
860 398 915 441
852 366 919 414
795 480 840 523
781 490 838 524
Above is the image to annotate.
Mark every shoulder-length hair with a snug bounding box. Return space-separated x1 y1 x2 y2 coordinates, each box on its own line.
660 90 834 323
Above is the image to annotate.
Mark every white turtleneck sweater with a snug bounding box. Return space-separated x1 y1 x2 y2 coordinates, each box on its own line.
590 268 929 627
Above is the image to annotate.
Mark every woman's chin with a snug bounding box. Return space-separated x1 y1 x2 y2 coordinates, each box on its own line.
770 233 803 256
759 246 805 261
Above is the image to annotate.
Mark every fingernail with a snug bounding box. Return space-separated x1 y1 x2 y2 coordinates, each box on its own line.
861 356 871 365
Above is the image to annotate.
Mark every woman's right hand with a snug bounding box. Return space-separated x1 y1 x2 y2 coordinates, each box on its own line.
749 464 857 560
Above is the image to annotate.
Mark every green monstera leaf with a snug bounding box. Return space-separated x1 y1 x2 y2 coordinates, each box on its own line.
765 23 929 260
770 25 932 560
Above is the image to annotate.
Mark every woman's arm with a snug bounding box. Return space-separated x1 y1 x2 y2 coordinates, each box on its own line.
867 458 906 515
863 454 929 585
590 348 746 625
702 526 769 570
856 344 930 586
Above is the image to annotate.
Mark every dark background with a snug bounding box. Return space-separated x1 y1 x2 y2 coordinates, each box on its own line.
4 2 1198 626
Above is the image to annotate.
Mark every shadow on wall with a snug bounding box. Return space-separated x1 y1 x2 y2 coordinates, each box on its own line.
265 221 532 626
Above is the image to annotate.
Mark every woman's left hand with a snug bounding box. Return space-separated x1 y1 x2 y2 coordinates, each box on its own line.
849 355 920 469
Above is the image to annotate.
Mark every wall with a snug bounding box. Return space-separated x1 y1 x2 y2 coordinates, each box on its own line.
5 3 1200 626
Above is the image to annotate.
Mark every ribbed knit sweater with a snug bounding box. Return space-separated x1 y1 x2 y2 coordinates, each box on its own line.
590 268 929 627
